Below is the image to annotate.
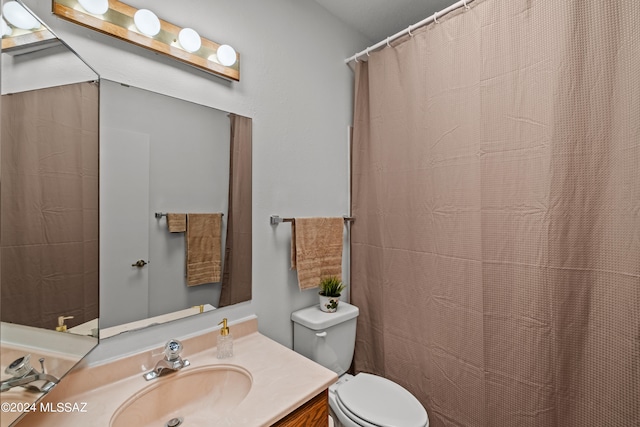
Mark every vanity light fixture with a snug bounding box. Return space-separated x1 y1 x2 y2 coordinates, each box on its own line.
52 0 241 81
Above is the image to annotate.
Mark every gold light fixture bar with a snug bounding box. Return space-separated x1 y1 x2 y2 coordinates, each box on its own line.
52 0 240 81
1 27 58 53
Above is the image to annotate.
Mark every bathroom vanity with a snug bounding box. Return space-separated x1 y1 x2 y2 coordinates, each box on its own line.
272 390 329 426
15 317 336 427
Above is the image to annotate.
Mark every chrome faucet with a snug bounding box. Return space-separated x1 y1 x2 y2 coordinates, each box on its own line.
1 355 58 393
143 339 190 381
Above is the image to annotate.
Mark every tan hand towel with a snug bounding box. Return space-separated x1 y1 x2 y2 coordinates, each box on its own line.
166 213 187 232
291 217 344 290
186 213 222 286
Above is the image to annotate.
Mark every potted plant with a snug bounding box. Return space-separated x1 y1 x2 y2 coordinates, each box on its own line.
318 276 345 313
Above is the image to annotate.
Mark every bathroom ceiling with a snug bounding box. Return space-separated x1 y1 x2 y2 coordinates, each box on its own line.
314 0 459 42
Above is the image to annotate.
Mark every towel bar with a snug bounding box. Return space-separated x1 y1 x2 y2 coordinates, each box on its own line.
155 212 224 219
270 215 354 225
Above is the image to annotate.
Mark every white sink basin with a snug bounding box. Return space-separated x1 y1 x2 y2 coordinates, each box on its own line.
110 365 252 427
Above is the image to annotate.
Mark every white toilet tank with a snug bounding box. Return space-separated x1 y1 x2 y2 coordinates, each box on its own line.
291 302 359 376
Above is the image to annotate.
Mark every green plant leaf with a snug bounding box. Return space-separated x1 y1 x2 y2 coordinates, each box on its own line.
318 276 345 297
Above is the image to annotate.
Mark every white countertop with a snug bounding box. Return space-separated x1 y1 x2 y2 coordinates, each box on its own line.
16 317 337 427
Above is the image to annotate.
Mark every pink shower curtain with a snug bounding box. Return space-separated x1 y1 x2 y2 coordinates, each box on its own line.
350 1 639 426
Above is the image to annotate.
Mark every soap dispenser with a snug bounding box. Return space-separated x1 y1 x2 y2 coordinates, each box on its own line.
56 316 74 332
217 318 233 359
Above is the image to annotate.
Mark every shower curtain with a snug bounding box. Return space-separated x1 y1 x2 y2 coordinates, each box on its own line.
219 114 252 307
1 82 99 330
350 1 639 426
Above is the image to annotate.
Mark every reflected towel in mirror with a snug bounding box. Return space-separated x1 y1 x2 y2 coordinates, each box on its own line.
186 213 222 286
166 213 187 232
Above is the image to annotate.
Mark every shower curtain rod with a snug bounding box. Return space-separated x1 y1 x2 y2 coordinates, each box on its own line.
344 0 475 64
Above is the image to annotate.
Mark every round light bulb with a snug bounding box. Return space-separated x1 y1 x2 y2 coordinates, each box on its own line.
78 0 109 15
216 44 237 67
178 28 201 53
133 9 160 37
3 1 40 30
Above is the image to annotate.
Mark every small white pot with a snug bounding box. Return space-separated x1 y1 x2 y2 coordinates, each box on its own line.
319 294 340 313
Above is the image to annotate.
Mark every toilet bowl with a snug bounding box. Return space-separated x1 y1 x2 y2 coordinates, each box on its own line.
329 373 428 427
291 302 428 427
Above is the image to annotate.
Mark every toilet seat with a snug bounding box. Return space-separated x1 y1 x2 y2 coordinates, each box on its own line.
335 373 428 427
335 396 379 427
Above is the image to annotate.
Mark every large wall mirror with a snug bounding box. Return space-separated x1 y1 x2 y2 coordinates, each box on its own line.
1 1 99 422
99 80 252 337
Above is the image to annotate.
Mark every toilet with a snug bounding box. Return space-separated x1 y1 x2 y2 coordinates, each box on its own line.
292 302 429 427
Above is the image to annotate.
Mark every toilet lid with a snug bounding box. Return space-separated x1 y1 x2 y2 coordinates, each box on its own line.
336 373 428 427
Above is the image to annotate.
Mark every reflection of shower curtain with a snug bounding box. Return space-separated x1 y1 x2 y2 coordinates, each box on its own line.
351 1 639 426
219 114 252 307
1 82 99 330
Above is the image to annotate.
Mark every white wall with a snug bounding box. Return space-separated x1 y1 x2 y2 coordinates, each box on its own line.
20 0 369 356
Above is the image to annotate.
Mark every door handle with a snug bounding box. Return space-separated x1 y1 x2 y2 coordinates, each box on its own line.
132 259 148 268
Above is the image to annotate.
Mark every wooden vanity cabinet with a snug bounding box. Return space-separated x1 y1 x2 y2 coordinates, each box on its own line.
272 389 329 426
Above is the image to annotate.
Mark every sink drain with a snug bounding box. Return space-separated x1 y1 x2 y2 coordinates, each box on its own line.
165 417 184 427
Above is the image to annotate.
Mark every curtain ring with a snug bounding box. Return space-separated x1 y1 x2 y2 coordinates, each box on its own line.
463 0 470 9
386 37 391 48
354 54 359 63
408 25 414 37
433 12 439 24
366 47 370 57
